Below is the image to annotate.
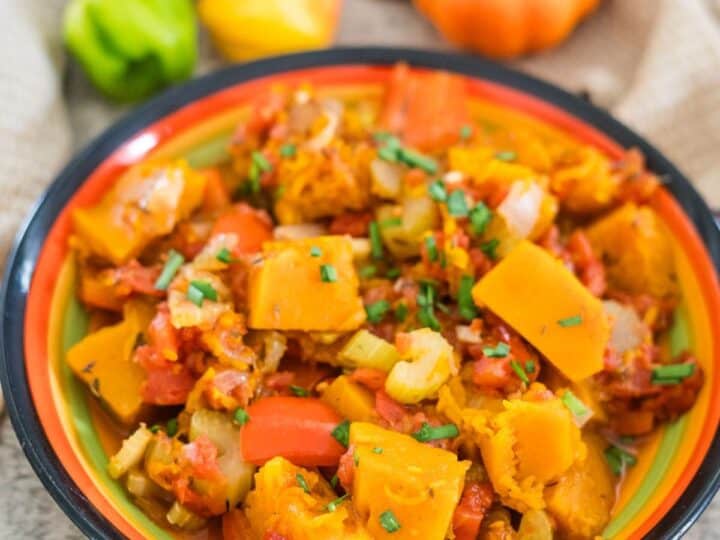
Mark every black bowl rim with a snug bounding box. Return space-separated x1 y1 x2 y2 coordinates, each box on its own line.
2 47 719 540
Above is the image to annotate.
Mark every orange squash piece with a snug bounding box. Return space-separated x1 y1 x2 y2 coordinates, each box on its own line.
73 160 206 264
349 422 470 540
472 240 609 381
248 236 366 331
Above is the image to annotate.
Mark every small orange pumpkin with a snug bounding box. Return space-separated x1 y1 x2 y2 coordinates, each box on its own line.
414 0 601 59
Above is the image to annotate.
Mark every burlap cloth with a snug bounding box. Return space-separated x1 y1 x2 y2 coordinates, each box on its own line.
1 0 719 537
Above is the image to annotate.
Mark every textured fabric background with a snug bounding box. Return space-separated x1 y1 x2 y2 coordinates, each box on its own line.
1 0 719 537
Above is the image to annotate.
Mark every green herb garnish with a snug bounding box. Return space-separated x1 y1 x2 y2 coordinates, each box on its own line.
495 150 517 162
458 274 477 321
154 250 185 290
290 385 310 397
310 246 322 257
480 238 500 260
398 148 437 174
561 389 590 418
558 315 583 327
469 202 492 235
380 216 403 228
510 360 529 384
386 267 401 279
605 445 637 476
216 247 235 264
366 300 391 324
652 363 695 384
394 303 408 323
525 360 536 373
428 179 448 202
331 420 350 447
460 124 473 140
378 145 400 163
369 221 384 260
446 189 469 217
187 280 218 306
296 473 311 494
379 510 402 533
233 408 250 426
166 418 178 437
251 150 272 172
412 422 460 442
325 494 349 513
360 265 377 279
425 236 439 262
483 342 510 358
280 144 296 158
320 264 338 283
372 447 384 454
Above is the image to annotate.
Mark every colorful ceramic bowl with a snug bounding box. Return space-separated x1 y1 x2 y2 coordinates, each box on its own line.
2 48 720 540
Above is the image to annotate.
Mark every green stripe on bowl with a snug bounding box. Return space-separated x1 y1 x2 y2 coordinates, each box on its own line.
602 304 692 538
60 276 174 540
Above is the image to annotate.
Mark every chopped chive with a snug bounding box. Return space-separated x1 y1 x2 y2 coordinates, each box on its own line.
394 303 408 323
154 250 185 290
495 150 517 162
483 342 510 358
378 146 400 162
652 378 682 386
469 202 492 235
330 474 339 488
372 447 383 454
248 161 260 193
605 445 637 475
446 190 469 217
424 236 439 262
525 360 536 373
379 510 402 533
369 221 384 260
290 385 310 397
418 306 441 331
365 300 391 324
558 315 583 327
460 124 473 140
510 360 530 384
416 281 441 331
379 216 403 228
412 422 460 442
296 473 311 494
187 280 218 306
436 302 451 314
386 267 401 279
428 180 448 202
186 284 205 306
320 264 338 283
458 274 477 321
374 132 401 147
561 390 589 418
331 420 350 447
652 363 695 382
274 185 286 199
310 246 322 257
251 150 272 172
280 144 296 158
325 494 349 513
216 247 235 263
233 407 250 426
398 148 437 174
149 424 161 434
480 238 500 260
166 418 178 437
359 265 377 279
619 435 635 445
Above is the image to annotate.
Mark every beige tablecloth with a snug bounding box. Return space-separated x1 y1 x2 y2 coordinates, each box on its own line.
1 0 720 537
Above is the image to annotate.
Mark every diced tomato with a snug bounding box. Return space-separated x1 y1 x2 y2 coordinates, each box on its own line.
222 509 254 540
453 482 494 540
567 230 606 296
173 435 227 516
404 167 427 187
470 355 515 391
241 397 345 467
336 445 355 490
350 368 387 391
202 168 231 213
233 90 286 144
374 388 407 425
210 204 273 255
147 304 179 361
208 369 252 407
329 211 373 237
136 346 196 405
381 64 469 151
114 260 163 297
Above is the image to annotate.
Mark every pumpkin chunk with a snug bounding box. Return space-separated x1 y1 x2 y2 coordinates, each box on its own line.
349 422 470 540
245 456 371 539
73 160 206 264
66 300 154 424
248 236 365 331
472 240 609 381
321 375 377 422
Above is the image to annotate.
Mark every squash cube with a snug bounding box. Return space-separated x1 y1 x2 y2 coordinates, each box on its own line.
349 422 470 540
248 236 366 331
472 240 609 381
66 301 154 424
73 160 206 264
321 376 377 422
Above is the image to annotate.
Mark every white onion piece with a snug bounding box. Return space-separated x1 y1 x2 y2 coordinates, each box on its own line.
273 223 327 240
351 238 371 260
261 331 287 373
443 170 465 185
370 158 403 199
306 99 343 150
603 300 646 354
497 181 544 239
455 325 482 344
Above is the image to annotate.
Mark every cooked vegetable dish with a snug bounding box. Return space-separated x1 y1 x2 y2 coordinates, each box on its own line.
67 64 703 539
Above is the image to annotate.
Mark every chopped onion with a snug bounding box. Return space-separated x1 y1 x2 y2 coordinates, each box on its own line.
603 300 646 354
351 238 371 260
443 170 465 185
455 325 482 344
497 181 544 239
306 99 343 150
370 158 403 199
261 331 287 373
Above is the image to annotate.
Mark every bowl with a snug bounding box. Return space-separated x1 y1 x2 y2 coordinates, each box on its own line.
2 47 720 540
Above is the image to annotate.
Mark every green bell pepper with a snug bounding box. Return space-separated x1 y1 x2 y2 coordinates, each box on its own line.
63 0 197 102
